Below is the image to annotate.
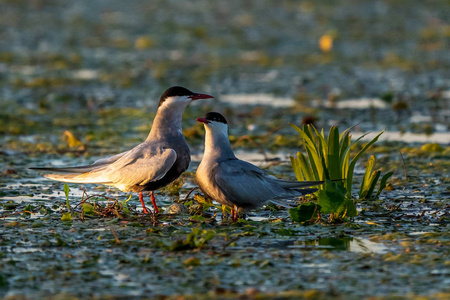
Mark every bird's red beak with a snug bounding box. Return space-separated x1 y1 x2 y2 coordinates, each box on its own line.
196 117 210 124
189 93 214 101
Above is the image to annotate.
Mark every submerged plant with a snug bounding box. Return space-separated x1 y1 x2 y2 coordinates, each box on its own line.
289 124 392 223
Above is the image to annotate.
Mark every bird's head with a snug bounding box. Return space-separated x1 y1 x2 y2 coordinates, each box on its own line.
158 86 213 109
196 112 228 134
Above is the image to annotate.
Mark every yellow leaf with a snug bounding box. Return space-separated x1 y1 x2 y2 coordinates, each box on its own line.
62 130 84 149
135 36 156 50
194 194 212 204
319 34 333 52
365 221 380 226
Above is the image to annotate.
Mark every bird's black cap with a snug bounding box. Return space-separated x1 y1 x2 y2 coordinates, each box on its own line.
158 86 195 107
205 112 228 124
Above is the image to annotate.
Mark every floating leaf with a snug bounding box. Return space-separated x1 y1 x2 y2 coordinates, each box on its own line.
184 257 201 266
61 212 72 222
420 143 444 152
135 36 156 50
83 203 95 215
289 202 320 223
317 180 347 214
336 198 358 218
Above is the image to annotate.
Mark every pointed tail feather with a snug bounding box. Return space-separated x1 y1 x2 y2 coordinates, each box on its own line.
274 179 323 189
30 164 112 184
269 188 318 207
43 173 111 184
273 187 318 201
292 188 318 195
30 165 105 174
268 199 294 208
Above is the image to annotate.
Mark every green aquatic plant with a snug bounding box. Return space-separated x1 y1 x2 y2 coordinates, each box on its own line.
63 183 71 211
168 226 215 251
289 124 384 197
289 124 392 223
62 183 73 222
359 155 394 200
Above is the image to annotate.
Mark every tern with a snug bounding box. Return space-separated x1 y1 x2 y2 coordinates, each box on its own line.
31 86 214 214
195 112 322 221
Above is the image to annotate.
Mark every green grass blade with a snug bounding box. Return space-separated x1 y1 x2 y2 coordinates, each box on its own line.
290 123 323 179
297 152 315 181
339 132 351 177
339 131 372 187
321 155 330 180
290 155 305 181
289 123 303 135
374 171 394 199
339 124 358 142
313 126 328 163
312 125 328 176
366 170 381 199
305 145 322 180
339 132 351 157
304 124 314 140
289 123 319 154
346 130 385 198
327 126 340 180
359 155 376 197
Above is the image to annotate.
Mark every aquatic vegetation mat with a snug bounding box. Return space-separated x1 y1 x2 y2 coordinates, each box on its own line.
0 0 449 298
1 146 449 298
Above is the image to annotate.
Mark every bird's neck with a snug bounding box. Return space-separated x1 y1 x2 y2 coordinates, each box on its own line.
146 103 188 140
203 127 236 161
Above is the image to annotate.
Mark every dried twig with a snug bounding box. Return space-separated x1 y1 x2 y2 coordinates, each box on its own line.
399 150 408 181
110 227 121 244
183 187 198 202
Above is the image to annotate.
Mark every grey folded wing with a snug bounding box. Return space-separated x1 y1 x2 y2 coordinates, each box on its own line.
213 159 283 207
104 146 177 188
213 159 322 207
32 144 177 189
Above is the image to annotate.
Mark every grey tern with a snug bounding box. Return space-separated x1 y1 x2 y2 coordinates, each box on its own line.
31 86 214 214
195 112 322 221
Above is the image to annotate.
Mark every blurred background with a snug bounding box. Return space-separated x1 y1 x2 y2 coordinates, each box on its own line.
0 0 449 155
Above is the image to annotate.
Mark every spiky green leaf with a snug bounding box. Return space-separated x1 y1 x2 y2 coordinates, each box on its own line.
373 171 394 199
290 156 305 181
360 155 376 196
327 126 341 180
346 130 385 198
297 151 315 181
365 171 381 199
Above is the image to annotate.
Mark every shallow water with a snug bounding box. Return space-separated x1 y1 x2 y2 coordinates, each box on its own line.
1 0 449 299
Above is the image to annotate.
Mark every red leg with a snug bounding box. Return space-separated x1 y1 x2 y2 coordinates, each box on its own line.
139 192 150 214
232 206 240 222
150 191 159 214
